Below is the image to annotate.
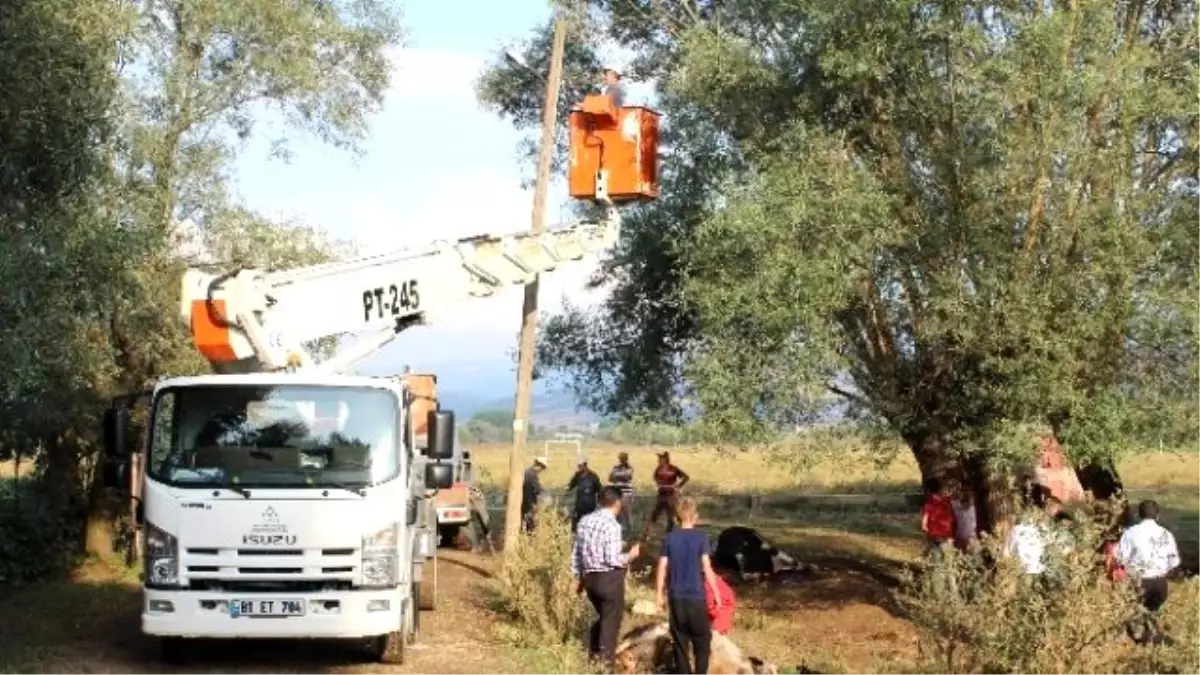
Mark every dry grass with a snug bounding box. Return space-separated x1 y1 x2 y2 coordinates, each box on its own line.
469 441 1197 497
469 440 921 496
475 442 1199 673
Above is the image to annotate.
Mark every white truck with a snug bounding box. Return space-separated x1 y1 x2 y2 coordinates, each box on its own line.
97 89 659 664
97 211 625 664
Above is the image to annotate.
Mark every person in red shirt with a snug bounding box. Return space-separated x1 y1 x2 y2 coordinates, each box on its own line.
644 452 690 536
705 571 737 635
920 477 957 562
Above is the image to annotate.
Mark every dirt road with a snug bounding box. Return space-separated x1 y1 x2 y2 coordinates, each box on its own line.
0 550 517 674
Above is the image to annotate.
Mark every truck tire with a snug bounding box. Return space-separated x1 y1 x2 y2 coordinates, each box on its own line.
418 555 437 611
159 637 188 664
374 628 405 665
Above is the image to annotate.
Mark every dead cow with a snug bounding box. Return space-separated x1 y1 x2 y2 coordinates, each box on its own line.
614 622 778 674
713 526 800 581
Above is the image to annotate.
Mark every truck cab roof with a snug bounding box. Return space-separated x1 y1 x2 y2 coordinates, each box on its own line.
156 372 407 394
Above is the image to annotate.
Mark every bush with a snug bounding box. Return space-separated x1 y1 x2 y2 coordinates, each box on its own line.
494 504 590 644
0 478 79 584
897 510 1196 674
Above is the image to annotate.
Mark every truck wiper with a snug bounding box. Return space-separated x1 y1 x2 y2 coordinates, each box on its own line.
223 483 252 498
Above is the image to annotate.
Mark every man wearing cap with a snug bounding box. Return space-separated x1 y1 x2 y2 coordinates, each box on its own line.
601 67 625 108
645 451 689 536
521 456 548 533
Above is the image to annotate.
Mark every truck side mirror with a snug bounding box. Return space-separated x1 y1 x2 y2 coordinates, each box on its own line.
425 463 453 490
427 410 455 461
103 408 130 459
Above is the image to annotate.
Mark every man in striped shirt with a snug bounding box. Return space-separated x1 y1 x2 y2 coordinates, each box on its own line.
608 452 635 539
572 487 642 667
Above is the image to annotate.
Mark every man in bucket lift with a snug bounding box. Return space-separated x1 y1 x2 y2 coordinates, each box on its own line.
601 67 625 108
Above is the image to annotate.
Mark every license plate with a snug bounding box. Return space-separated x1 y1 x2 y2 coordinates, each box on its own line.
229 599 305 618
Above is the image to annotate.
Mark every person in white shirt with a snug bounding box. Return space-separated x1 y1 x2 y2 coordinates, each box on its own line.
952 484 978 551
1006 516 1048 575
1005 495 1073 579
1117 499 1180 644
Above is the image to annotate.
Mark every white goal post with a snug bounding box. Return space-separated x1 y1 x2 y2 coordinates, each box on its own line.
543 433 585 465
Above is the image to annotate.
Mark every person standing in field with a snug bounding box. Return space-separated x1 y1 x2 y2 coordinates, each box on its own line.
520 456 548 533
655 497 722 675
920 477 958 599
608 452 635 539
920 478 957 561
572 487 641 668
646 451 690 537
568 461 604 532
1117 499 1180 645
464 483 492 554
952 484 978 552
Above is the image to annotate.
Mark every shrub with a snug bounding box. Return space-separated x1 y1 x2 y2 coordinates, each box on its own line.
897 509 1194 674
494 504 590 645
0 479 80 584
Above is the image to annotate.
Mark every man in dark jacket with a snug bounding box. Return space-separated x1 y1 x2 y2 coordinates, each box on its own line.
521 456 548 533
568 461 604 532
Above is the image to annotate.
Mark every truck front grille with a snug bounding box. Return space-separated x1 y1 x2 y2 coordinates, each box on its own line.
188 579 354 593
182 547 358 586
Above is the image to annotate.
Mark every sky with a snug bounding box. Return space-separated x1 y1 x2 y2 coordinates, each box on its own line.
231 0 610 381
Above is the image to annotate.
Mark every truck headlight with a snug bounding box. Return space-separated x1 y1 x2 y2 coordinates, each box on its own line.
361 523 399 588
144 522 179 587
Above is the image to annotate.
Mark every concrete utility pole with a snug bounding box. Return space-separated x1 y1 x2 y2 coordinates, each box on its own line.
503 15 568 554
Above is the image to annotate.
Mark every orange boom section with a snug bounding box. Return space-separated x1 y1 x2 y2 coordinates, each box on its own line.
569 93 660 202
189 299 238 364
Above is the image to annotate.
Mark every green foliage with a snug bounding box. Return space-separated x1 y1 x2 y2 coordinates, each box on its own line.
898 510 1196 674
477 0 1199 482
460 409 544 444
0 0 403 581
476 4 603 185
0 479 80 584
493 504 589 644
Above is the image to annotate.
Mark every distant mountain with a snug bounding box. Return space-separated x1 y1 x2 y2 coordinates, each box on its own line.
355 353 600 429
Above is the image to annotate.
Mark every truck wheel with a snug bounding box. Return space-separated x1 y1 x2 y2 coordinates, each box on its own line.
160 637 188 664
418 555 437 611
374 629 405 665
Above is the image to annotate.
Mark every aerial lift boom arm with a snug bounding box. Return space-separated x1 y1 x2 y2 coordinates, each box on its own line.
183 209 620 374
183 92 660 375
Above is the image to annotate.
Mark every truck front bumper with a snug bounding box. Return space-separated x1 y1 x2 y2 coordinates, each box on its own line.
142 587 404 639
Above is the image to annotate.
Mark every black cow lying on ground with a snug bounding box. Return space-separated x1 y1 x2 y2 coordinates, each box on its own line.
713 526 802 581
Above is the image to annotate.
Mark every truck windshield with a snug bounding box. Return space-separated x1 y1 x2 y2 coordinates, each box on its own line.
147 384 400 489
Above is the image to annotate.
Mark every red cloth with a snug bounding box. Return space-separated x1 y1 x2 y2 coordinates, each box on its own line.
1104 540 1127 582
921 494 956 541
705 574 736 635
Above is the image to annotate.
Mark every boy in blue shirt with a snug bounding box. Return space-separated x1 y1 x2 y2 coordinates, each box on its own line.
655 497 722 674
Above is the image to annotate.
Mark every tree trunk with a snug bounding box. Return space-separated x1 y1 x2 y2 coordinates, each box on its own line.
40 433 89 556
904 429 1018 537
84 455 120 560
904 430 961 488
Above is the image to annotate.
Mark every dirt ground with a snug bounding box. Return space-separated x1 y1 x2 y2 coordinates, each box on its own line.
0 550 520 674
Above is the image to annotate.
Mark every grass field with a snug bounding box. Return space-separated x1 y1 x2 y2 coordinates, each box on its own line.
473 442 1198 671
472 443 1198 672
